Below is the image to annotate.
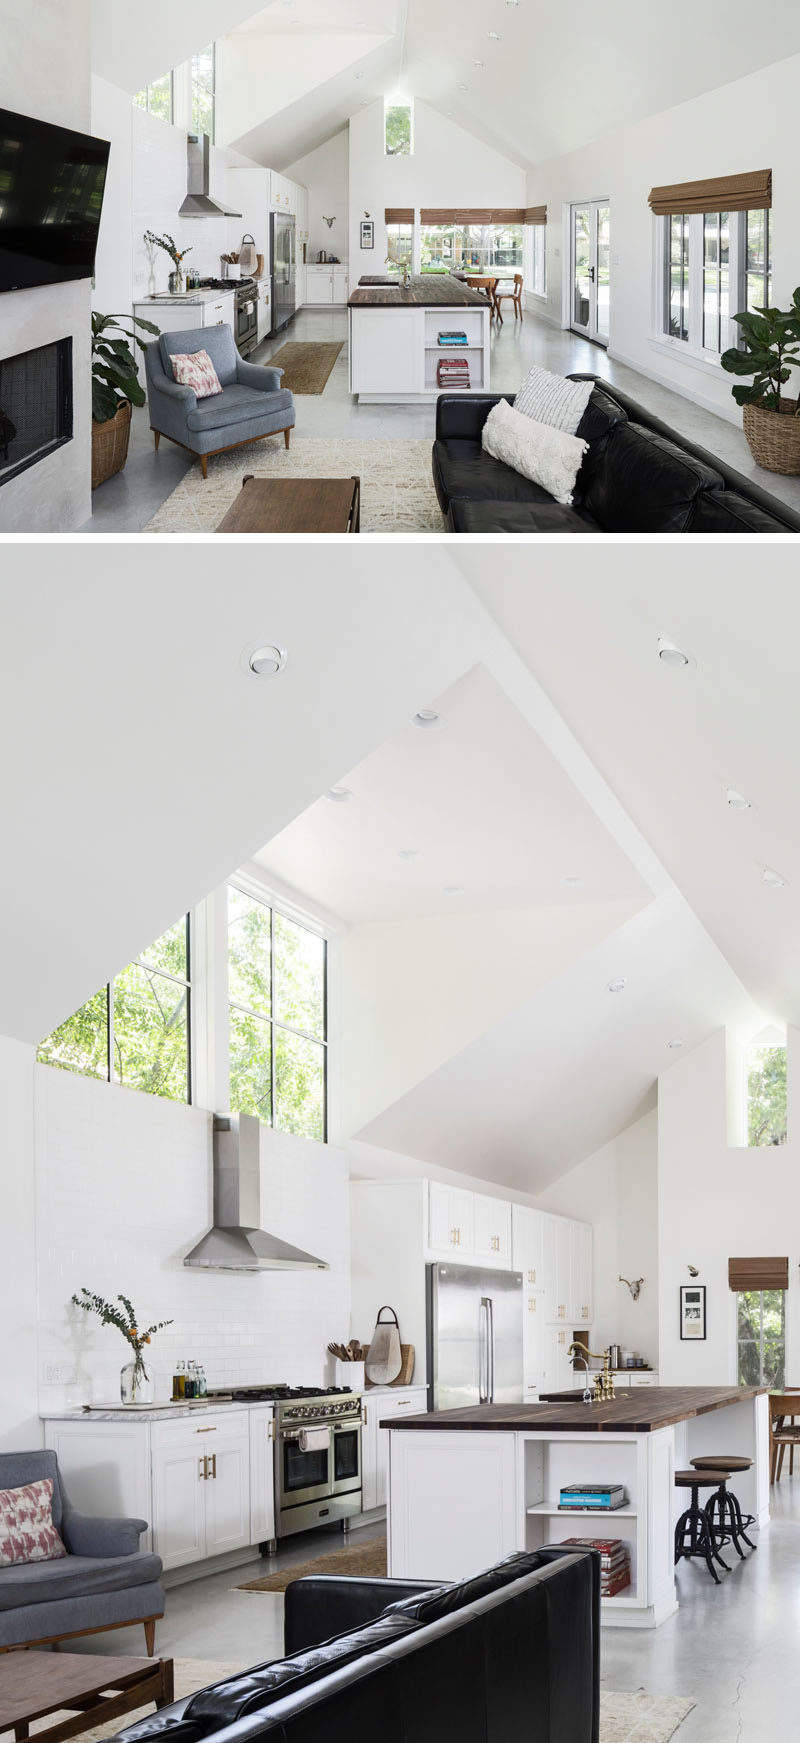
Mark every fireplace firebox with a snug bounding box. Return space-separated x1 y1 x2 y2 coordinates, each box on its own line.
0 338 73 488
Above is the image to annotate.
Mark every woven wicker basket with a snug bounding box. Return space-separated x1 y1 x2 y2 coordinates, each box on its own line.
742 398 800 475
91 399 132 490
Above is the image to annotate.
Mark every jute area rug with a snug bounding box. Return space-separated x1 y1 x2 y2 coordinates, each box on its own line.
239 1533 388 1592
27 1658 695 1742
144 438 442 534
265 340 343 394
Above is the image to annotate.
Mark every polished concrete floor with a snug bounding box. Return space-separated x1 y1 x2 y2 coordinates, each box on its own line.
81 304 800 532
73 1484 800 1741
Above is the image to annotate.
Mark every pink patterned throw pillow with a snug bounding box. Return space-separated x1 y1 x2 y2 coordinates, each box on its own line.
0 1478 67 1567
170 348 223 399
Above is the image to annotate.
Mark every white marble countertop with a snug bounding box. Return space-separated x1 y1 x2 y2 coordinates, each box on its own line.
135 287 238 307
40 1381 426 1424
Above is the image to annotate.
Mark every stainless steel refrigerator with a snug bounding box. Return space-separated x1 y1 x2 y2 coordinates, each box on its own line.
270 212 296 335
426 1262 523 1412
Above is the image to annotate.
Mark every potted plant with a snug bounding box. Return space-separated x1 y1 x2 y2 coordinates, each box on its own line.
91 310 159 490
721 290 800 474
72 1287 172 1405
144 230 193 294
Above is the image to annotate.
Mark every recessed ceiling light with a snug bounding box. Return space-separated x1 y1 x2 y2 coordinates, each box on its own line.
355 70 364 78
762 866 787 888
657 636 691 668
457 83 470 93
561 873 582 887
487 29 501 38
472 58 485 67
412 707 441 729
398 848 422 861
248 645 287 676
725 787 751 810
667 1038 684 1049
443 885 464 897
505 1 519 7
324 785 353 803
608 977 628 993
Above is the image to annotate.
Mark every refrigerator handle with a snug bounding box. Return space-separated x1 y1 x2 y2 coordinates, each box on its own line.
479 1297 490 1403
486 1296 495 1402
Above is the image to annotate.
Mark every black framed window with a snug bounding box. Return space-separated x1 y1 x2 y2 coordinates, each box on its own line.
227 885 327 1142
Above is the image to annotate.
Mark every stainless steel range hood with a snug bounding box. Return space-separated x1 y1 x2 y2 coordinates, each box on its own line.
184 1113 328 1272
179 133 242 218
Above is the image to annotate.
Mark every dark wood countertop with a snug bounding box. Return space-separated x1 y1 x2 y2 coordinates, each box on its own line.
348 275 490 308
380 1387 764 1434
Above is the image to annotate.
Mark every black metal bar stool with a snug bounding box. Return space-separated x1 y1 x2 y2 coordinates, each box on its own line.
674 1469 733 1583
690 1455 756 1554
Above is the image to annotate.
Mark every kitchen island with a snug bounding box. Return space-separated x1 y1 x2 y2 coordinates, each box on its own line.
348 274 491 402
383 1387 769 1628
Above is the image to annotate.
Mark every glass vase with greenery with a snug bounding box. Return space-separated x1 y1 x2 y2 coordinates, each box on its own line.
144 230 193 293
72 1288 172 1404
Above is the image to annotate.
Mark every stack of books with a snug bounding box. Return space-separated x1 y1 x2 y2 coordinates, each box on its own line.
560 1535 632 1597
557 1483 627 1511
437 355 470 388
438 330 468 346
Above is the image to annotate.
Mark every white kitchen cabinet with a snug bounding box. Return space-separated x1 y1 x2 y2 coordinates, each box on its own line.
256 279 271 342
151 1411 250 1572
44 1418 153 1549
523 1290 543 1394
248 1407 275 1546
512 1206 545 1290
388 1430 519 1582
134 294 235 342
426 1180 474 1259
543 1325 577 1393
305 265 334 305
333 266 348 304
573 1222 593 1324
473 1194 512 1267
361 1387 427 1512
350 307 421 394
554 1218 573 1323
295 264 307 307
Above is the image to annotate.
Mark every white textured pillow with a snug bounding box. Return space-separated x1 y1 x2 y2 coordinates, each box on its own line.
482 398 588 506
514 364 594 434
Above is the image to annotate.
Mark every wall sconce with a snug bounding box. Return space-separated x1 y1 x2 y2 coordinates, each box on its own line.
687 1265 699 1277
619 1275 644 1301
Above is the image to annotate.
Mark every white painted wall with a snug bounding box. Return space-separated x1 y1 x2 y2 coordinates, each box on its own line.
0 1038 39 1450
658 1026 800 1385
537 1109 659 1364
220 34 388 164
526 53 800 420
0 0 93 532
348 99 526 282
286 131 349 266
34 1066 350 1420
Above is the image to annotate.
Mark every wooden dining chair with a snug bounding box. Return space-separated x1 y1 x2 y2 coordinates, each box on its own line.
496 273 524 322
769 1391 800 1482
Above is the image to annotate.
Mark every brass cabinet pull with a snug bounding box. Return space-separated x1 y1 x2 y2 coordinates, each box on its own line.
362 1403 368 1426
198 1456 207 1480
268 1418 276 1441
196 1426 217 1434
209 1453 217 1479
528 1268 536 1286
528 1297 537 1313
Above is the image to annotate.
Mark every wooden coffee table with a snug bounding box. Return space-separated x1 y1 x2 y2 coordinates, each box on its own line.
215 474 360 533
0 1651 174 1742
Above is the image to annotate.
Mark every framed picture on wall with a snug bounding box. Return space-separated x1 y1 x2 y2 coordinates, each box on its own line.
679 1284 706 1340
360 219 374 250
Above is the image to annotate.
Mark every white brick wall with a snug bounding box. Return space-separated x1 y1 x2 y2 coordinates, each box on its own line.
35 1066 350 1413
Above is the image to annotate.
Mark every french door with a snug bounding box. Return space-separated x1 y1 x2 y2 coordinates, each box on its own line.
570 201 611 345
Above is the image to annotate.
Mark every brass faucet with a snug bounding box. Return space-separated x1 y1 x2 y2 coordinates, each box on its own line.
568 1343 616 1401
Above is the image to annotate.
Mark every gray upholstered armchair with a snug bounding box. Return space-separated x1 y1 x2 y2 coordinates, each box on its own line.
0 1450 164 1653
144 323 296 479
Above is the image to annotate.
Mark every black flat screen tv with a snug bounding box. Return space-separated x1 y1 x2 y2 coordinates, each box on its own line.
0 106 110 293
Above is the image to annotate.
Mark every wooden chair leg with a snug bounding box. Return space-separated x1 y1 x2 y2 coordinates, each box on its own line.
201 455 208 480
144 1618 156 1656
778 1443 786 1481
284 428 291 449
792 1443 795 1475
153 431 161 451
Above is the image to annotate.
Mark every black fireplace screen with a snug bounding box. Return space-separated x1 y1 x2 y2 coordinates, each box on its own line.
0 337 73 487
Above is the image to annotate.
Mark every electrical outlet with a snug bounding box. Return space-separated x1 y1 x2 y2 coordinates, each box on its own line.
43 1361 77 1386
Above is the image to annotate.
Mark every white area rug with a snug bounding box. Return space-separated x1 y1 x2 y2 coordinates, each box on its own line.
27 1659 695 1741
144 438 443 533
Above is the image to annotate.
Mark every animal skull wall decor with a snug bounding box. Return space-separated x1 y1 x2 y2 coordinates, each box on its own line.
619 1275 644 1301
323 216 335 228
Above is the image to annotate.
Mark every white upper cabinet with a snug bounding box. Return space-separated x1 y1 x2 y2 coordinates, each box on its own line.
573 1222 593 1324
473 1194 512 1267
427 1181 474 1258
523 1289 543 1394
512 1206 545 1290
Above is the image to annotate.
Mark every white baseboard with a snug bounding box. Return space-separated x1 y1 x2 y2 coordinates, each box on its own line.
606 345 740 428
163 1545 261 1589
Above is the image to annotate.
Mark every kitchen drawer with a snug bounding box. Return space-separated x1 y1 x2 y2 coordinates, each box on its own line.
151 1409 249 1447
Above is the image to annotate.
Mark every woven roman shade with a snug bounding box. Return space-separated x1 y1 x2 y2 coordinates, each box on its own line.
385 208 414 224
525 206 547 225
648 168 771 216
419 208 527 224
728 1256 788 1291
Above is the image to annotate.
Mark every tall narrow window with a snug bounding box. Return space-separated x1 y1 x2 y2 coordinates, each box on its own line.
737 1290 785 1388
531 224 546 297
134 72 174 123
667 213 690 342
702 212 731 353
385 223 413 274
384 99 413 157
747 1041 787 1146
227 886 327 1141
661 208 771 354
746 208 772 314
37 916 191 1104
191 44 216 141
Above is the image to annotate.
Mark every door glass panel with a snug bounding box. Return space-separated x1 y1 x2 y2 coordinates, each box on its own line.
596 206 610 341
283 1440 329 1493
572 207 591 329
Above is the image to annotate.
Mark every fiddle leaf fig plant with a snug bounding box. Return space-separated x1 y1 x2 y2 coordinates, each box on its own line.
91 311 160 424
721 289 800 415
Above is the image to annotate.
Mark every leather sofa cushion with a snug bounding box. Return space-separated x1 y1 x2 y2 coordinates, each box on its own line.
689 489 793 532
432 439 554 505
184 1610 419 1730
448 498 598 533
0 1551 162 1610
384 1550 547 1624
186 386 294 432
583 421 725 531
574 384 628 447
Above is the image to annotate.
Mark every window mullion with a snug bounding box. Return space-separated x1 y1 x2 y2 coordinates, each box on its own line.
688 213 704 349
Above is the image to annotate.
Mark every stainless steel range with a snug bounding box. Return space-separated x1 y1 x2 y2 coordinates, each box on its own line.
210 1384 362 1541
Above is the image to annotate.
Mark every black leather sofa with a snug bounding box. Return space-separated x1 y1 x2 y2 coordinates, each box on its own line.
116 1547 600 1743
432 374 800 533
